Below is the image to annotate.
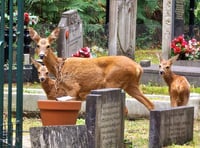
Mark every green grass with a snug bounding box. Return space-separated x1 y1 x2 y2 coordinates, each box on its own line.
134 49 161 64
124 119 200 148
140 84 200 95
22 118 200 147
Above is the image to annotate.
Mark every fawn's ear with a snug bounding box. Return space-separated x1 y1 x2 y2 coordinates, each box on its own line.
156 53 163 62
169 54 179 64
31 57 42 70
48 28 60 44
28 27 41 43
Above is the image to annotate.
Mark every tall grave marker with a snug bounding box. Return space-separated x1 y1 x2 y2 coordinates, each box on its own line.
162 0 184 59
86 88 125 148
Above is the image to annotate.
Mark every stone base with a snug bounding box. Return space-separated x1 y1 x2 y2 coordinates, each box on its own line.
174 60 200 67
141 64 200 87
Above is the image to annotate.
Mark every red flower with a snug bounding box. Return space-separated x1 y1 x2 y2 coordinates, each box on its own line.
24 12 30 26
181 40 187 47
173 46 181 54
72 47 91 58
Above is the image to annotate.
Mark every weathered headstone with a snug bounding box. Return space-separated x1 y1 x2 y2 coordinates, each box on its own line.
86 88 125 148
30 125 88 148
57 10 83 58
108 0 137 58
149 106 194 148
173 0 184 37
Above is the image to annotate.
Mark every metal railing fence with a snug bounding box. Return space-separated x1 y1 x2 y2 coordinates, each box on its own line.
0 1 24 147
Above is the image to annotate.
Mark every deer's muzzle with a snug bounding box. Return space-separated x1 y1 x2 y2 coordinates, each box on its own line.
159 70 164 75
39 54 45 59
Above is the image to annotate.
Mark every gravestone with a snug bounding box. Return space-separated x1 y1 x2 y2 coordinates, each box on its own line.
173 0 184 37
149 106 194 148
108 0 137 58
30 125 88 148
86 88 125 148
57 10 83 58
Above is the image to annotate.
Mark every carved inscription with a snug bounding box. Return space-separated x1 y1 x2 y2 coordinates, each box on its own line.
149 107 194 147
162 109 191 143
100 102 121 147
175 0 184 20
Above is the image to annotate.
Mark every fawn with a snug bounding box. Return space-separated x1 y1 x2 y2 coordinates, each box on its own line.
31 58 66 100
157 54 190 107
28 27 154 110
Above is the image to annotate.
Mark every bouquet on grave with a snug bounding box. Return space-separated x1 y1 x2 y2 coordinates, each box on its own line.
171 35 200 60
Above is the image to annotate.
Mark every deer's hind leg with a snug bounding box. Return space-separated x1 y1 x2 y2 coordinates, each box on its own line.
177 91 190 106
124 84 154 110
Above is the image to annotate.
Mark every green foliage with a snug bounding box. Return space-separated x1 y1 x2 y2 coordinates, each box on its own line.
24 0 200 49
25 0 61 23
195 2 200 24
25 0 107 48
63 0 107 47
136 0 162 49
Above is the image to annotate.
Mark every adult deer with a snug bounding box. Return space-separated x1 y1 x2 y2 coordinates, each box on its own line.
157 54 190 107
29 27 154 110
31 58 66 100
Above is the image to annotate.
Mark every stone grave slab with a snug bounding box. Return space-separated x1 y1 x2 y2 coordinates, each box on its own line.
86 88 125 148
30 125 88 148
149 106 194 148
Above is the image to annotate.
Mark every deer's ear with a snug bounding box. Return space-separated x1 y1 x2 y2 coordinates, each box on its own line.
28 27 41 43
48 28 60 44
156 53 163 62
169 54 179 64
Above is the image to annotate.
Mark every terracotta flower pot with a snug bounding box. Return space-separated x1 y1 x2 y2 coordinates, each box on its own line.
38 100 81 126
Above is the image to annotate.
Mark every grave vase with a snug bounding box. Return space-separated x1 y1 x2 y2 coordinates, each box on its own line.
38 100 81 126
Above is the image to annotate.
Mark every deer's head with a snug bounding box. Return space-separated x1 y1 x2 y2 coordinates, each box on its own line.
28 27 60 59
31 58 49 82
157 53 179 75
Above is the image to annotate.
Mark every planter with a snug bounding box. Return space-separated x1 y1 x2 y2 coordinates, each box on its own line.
38 100 81 126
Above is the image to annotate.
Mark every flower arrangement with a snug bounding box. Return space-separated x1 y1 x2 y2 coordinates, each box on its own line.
71 46 108 58
171 35 200 60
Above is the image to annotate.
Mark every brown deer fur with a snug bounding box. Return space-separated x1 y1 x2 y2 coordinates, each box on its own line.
29 27 154 110
31 58 66 100
157 54 190 107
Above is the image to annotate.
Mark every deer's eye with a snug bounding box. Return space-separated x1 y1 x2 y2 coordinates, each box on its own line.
38 72 40 75
166 66 169 69
47 45 50 48
46 72 49 75
36 45 40 48
159 65 161 68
